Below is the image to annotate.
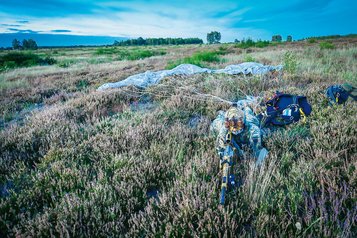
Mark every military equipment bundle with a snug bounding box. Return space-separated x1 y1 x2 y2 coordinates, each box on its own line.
260 91 312 126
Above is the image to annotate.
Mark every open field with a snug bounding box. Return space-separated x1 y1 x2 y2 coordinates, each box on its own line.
0 37 356 237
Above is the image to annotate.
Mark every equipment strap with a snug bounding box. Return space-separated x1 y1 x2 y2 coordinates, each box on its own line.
299 108 307 124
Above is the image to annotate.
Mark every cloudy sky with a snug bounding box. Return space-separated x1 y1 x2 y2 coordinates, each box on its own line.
1 0 357 42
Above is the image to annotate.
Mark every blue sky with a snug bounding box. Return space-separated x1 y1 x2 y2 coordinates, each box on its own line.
1 0 357 42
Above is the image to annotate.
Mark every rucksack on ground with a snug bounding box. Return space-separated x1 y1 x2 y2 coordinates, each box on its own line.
326 84 357 105
259 91 312 126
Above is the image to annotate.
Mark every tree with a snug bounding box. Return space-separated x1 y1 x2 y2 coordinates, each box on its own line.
207 31 221 44
272 35 282 42
22 39 29 49
287 35 293 42
27 39 38 49
22 39 38 50
137 37 145 45
12 39 21 49
113 37 203 46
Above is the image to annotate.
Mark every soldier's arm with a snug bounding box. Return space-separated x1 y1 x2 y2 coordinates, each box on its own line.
216 127 228 155
244 107 263 152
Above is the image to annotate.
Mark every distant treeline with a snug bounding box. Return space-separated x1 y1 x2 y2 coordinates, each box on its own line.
12 39 38 50
301 34 357 41
0 45 114 50
113 37 203 46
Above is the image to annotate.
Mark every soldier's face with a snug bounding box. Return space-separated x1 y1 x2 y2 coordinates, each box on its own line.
225 117 244 135
231 127 243 135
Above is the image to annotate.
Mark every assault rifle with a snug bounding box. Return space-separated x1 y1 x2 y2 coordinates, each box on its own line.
219 132 242 205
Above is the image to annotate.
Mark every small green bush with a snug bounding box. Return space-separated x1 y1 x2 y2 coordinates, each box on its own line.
255 40 270 48
0 52 56 71
166 51 220 69
244 55 256 62
320 41 335 50
95 47 118 55
235 39 270 49
57 59 75 68
283 51 297 74
235 39 255 49
40 56 57 65
307 38 317 43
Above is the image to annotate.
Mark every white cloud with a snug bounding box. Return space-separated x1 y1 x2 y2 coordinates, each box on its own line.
0 2 269 42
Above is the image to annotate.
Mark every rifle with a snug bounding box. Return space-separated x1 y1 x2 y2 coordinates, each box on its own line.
219 132 237 205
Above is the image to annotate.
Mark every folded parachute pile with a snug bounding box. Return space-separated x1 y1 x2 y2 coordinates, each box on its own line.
97 62 283 90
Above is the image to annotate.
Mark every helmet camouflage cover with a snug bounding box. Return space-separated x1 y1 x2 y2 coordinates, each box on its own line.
225 107 244 120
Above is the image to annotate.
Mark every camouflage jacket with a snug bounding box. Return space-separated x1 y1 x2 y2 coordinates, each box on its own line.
213 107 262 155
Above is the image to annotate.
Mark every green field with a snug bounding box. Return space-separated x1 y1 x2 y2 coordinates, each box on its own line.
0 37 356 237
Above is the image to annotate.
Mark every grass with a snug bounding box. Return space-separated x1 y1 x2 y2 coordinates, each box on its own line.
95 47 166 60
320 41 335 50
0 37 357 237
0 74 30 91
166 50 222 69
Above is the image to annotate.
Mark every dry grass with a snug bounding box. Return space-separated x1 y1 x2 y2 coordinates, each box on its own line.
0 38 356 237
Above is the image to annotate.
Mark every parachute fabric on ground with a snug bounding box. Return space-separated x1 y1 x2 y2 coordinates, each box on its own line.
97 63 283 90
214 62 283 75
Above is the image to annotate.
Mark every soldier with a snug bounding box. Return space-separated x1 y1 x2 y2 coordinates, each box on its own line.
211 106 268 166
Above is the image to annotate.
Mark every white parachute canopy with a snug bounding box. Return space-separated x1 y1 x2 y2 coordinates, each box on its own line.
97 62 283 91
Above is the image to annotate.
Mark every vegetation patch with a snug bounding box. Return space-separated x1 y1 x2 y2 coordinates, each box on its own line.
244 54 256 62
307 38 317 43
235 39 270 49
95 47 166 60
166 50 222 69
283 51 298 74
0 52 56 71
320 41 335 50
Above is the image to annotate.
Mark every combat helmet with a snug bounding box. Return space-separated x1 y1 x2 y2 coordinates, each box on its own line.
224 107 244 135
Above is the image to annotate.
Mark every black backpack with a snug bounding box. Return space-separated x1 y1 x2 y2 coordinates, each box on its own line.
326 85 356 105
260 92 312 126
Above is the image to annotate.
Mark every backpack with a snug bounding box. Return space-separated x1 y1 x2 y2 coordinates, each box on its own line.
260 91 312 126
326 85 352 105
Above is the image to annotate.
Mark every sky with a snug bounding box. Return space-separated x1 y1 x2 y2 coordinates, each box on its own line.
1 0 357 45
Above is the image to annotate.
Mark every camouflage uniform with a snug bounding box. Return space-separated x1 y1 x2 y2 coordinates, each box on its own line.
210 107 264 160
